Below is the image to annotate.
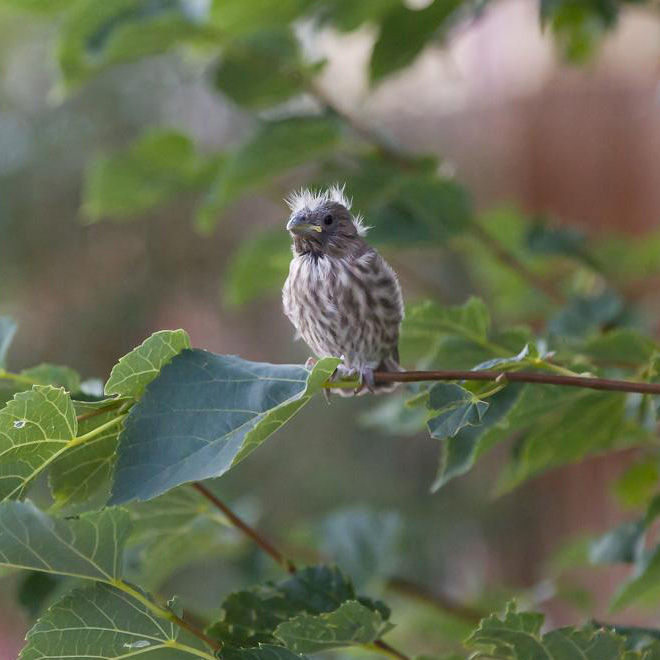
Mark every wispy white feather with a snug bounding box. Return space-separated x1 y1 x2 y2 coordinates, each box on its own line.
285 184 370 236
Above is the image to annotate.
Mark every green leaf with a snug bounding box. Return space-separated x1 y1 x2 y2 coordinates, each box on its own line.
370 0 463 83
275 600 394 653
196 116 343 233
432 384 524 491
316 0 400 32
549 291 624 338
613 546 660 611
0 0 71 12
369 176 471 246
615 458 660 509
526 218 598 268
83 131 214 222
496 391 634 494
127 488 237 589
215 28 308 109
110 352 339 503
209 0 311 36
319 508 402 590
0 386 77 501
17 572 63 619
426 384 488 440
19 583 209 660
582 329 658 367
541 0 619 63
0 316 17 367
58 0 213 87
0 501 130 581
49 400 123 513
402 297 491 346
19 364 81 393
466 601 626 659
224 229 291 307
221 645 311 660
208 565 357 647
105 329 191 399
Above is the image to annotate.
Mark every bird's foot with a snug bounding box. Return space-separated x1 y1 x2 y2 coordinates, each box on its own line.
304 357 317 369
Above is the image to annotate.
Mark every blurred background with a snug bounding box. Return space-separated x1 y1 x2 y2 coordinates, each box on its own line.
2 0 660 657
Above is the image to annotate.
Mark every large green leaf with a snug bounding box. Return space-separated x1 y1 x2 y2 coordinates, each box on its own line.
496 390 634 494
84 131 216 222
110 352 339 503
0 316 17 367
370 0 463 83
105 329 191 399
49 400 124 513
196 116 343 233
19 583 211 660
466 602 627 659
224 229 291 307
426 384 489 440
207 565 387 648
275 600 394 653
58 0 213 87
0 501 130 581
0 386 76 501
214 28 308 109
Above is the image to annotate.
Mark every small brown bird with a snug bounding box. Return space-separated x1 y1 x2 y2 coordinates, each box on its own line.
282 185 404 395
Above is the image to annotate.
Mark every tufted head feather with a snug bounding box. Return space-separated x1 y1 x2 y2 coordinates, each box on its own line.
285 184 370 237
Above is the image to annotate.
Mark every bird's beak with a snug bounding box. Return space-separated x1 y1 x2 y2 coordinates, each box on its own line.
286 215 323 236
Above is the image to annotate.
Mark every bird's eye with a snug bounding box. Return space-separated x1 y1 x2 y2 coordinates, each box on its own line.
323 214 333 225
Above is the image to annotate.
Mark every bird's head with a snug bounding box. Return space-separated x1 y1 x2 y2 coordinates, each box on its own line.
285 185 369 257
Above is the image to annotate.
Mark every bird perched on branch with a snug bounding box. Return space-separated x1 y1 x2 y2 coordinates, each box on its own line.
282 185 404 395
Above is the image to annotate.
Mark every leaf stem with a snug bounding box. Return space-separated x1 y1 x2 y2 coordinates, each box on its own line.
0 369 41 387
111 579 221 654
370 369 660 395
69 414 127 448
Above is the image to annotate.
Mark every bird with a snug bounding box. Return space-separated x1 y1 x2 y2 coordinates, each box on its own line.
282 185 404 396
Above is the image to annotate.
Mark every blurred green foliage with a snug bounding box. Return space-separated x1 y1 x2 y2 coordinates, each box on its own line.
2 1 660 659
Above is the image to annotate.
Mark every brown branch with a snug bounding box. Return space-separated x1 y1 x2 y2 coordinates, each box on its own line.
191 483 412 660
169 611 222 650
386 577 483 625
192 482 296 573
372 369 660 395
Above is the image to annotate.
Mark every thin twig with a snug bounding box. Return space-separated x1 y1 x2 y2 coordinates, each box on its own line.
386 577 483 625
191 483 412 660
371 369 660 395
192 482 296 573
